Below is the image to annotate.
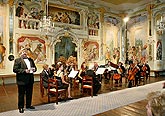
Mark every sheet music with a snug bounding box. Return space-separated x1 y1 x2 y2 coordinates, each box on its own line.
110 66 116 70
106 67 111 71
96 68 106 75
68 70 79 78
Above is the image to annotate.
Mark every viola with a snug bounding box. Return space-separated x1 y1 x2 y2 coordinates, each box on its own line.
127 66 139 80
113 73 121 80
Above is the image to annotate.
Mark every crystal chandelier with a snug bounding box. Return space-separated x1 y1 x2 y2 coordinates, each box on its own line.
156 14 165 33
39 0 54 35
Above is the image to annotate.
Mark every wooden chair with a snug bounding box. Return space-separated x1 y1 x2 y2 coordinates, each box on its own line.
40 73 45 97
82 75 93 97
47 78 67 104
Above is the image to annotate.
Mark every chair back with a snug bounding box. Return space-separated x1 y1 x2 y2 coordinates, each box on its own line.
82 75 93 97
47 78 67 104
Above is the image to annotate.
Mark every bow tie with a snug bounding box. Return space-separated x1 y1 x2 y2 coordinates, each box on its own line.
23 57 28 59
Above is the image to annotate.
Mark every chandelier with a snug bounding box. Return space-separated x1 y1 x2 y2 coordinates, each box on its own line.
39 0 54 35
156 14 165 33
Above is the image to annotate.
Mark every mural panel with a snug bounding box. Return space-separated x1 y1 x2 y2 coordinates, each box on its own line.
104 16 120 63
0 16 6 69
55 36 77 63
17 36 46 63
82 41 99 62
48 5 80 25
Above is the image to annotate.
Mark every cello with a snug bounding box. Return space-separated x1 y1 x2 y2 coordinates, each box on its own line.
141 64 147 77
113 73 121 80
127 65 139 81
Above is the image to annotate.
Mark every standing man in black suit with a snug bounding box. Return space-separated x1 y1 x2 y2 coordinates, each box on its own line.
13 48 37 113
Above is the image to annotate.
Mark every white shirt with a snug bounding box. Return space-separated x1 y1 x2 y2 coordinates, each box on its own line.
24 59 33 73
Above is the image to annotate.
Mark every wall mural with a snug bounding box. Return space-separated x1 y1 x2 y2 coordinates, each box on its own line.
127 15 148 62
82 41 99 62
0 16 6 69
49 5 80 25
104 16 120 63
17 36 46 63
15 0 42 29
55 36 77 63
87 12 99 36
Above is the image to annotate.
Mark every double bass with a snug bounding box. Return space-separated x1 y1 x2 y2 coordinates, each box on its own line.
127 65 139 80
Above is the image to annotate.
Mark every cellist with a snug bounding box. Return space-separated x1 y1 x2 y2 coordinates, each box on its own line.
127 60 140 88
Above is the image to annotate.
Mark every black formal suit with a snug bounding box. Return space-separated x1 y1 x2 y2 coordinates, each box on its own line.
86 70 101 95
40 70 52 88
13 57 37 109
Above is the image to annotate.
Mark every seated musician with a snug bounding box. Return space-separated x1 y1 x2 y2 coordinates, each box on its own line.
116 62 126 87
104 61 118 80
127 60 140 88
54 63 72 99
92 62 99 73
104 61 111 80
140 58 150 81
78 62 88 84
86 69 101 96
40 64 54 89
92 62 102 82
49 64 56 78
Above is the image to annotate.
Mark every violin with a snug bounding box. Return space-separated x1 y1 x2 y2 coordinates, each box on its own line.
127 65 139 80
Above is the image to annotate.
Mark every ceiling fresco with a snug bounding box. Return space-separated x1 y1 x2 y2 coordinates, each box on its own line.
79 0 164 12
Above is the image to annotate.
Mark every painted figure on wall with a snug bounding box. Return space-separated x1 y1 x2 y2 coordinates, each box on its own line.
111 48 120 64
82 41 99 62
156 40 162 60
87 12 99 29
0 43 6 68
55 36 77 63
49 6 80 25
18 36 46 63
15 2 24 17
105 47 111 61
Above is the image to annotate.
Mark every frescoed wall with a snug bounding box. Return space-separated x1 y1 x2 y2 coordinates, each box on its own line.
82 41 99 62
17 36 46 64
103 16 120 62
49 5 80 25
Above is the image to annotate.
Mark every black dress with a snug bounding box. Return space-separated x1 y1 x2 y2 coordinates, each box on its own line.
55 72 68 89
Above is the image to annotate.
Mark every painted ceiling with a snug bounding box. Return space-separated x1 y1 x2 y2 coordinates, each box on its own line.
80 0 164 13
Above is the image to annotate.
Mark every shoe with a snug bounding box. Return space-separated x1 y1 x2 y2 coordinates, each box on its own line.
68 97 73 100
93 94 98 96
26 106 35 109
19 108 24 113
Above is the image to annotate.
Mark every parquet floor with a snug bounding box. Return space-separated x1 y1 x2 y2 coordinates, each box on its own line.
0 75 164 115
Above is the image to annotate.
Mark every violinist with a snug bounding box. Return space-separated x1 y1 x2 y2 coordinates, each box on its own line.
104 61 111 80
140 58 150 81
117 62 126 86
127 60 140 88
78 62 88 84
